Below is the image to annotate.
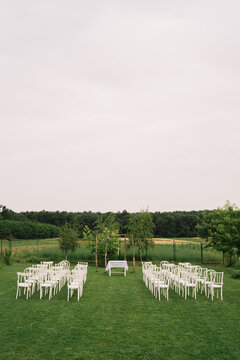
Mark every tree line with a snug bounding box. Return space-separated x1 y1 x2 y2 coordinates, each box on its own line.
60 202 240 268
1 202 239 266
0 206 202 238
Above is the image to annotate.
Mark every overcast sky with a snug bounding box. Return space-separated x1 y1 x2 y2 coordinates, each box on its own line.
0 0 240 213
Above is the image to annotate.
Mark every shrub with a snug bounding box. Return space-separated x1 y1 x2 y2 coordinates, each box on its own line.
231 270 240 279
3 249 12 265
0 220 60 239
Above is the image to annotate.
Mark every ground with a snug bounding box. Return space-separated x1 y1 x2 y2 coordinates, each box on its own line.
0 263 239 360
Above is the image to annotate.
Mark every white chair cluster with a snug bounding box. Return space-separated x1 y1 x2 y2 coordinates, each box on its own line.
16 260 70 300
142 261 224 301
67 262 88 301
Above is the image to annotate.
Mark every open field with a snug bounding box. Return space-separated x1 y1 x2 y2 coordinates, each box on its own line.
0 263 240 360
1 238 222 264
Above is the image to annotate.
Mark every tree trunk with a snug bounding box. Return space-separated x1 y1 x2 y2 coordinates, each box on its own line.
95 234 98 271
124 235 127 261
131 234 135 272
140 246 142 263
105 241 108 269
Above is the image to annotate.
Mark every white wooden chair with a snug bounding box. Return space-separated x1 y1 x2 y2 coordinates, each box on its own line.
16 272 32 300
67 276 84 301
208 272 224 300
156 273 169 301
182 274 197 300
203 270 216 296
39 273 58 300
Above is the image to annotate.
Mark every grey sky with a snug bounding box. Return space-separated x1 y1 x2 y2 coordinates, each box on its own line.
0 0 240 213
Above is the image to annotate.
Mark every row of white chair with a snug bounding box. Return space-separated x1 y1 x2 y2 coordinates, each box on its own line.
16 261 88 300
39 260 70 300
16 260 70 300
67 262 88 301
142 261 224 301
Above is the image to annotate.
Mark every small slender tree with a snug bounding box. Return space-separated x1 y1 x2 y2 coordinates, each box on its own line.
128 208 155 265
83 225 98 270
131 233 135 272
58 223 79 259
124 235 127 261
89 214 120 267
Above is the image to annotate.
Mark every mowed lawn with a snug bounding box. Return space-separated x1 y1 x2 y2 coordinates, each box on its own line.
0 263 240 360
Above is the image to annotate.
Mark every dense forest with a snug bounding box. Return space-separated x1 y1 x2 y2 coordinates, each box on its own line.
0 206 205 238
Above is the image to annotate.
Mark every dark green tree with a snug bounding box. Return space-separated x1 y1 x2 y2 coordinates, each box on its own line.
197 201 240 265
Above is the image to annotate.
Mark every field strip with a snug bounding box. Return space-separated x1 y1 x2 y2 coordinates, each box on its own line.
153 238 201 244
1 238 202 250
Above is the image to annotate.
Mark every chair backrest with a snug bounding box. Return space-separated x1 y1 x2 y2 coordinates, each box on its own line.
59 260 70 269
214 272 224 285
166 263 175 272
142 262 152 270
206 269 216 282
160 261 169 267
17 272 29 283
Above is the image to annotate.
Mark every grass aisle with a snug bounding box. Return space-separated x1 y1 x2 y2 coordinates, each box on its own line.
0 263 240 360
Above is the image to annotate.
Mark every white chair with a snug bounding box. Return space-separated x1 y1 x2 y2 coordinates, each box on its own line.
67 276 83 301
156 273 169 301
16 272 32 300
182 274 197 300
203 270 216 296
39 273 58 300
208 272 224 301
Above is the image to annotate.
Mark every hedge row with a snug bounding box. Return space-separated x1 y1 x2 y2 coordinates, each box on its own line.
0 220 60 239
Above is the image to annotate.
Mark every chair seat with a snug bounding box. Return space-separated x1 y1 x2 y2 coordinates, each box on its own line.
41 283 53 287
18 282 30 287
185 282 196 287
209 284 222 288
68 284 80 289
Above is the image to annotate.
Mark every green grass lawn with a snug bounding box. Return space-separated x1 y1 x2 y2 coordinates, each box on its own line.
1 262 240 360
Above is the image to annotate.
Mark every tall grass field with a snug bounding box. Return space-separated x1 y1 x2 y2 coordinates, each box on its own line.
1 238 222 264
